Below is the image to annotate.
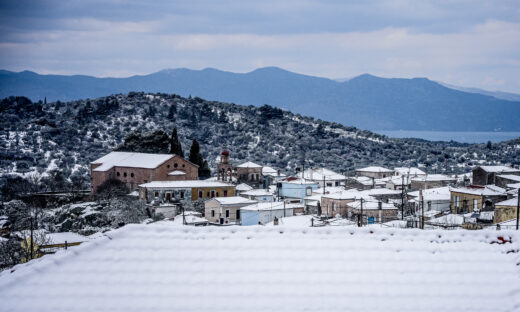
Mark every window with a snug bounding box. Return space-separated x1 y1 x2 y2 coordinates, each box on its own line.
306 187 312 196
154 192 159 197
167 164 170 168
130 173 134 178
207 192 210 197
124 172 127 177
117 172 120 176
174 163 178 168
226 210 230 218
211 210 215 217
454 196 459 207
216 192 219 197
211 190 215 198
199 191 203 198
130 182 134 190
144 180 148 183
326 183 333 187
180 191 185 199
223 190 228 197
335 181 340 187
236 209 241 220
182 164 185 168
473 199 478 211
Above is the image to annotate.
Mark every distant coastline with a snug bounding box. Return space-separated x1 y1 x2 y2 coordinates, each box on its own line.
375 130 520 143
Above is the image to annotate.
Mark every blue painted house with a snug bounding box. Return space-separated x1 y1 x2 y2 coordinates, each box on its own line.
279 179 319 202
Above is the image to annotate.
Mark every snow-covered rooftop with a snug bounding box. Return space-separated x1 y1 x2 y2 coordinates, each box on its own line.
1 224 519 312
394 167 426 176
497 174 520 182
322 190 369 200
360 188 402 196
236 161 262 168
262 166 285 177
411 174 457 182
91 151 173 172
236 183 254 191
241 201 304 211
210 196 257 205
347 200 396 210
240 189 273 197
408 187 451 202
297 168 346 181
355 166 394 173
450 185 506 196
479 165 520 173
281 178 319 185
496 197 519 207
139 180 233 188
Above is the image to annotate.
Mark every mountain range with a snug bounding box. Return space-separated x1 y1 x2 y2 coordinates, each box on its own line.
1 67 519 131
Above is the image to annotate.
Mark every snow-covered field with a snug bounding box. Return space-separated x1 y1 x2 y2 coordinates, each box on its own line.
1 222 519 312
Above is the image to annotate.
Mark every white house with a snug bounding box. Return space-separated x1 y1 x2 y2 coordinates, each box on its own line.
355 166 394 179
297 168 346 187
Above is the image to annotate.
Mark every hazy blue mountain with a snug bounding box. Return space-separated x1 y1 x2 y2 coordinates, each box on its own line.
1 67 519 131
437 81 520 102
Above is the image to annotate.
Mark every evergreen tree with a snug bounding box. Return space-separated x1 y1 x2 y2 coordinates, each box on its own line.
167 104 177 119
189 139 203 166
170 127 184 157
199 160 211 179
189 139 211 178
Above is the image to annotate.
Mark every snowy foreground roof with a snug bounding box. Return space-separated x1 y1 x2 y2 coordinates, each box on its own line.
1 224 519 312
139 180 232 188
91 151 173 171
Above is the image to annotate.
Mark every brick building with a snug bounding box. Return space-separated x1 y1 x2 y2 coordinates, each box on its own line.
236 161 263 188
472 166 520 186
450 185 507 214
138 180 235 211
90 152 198 193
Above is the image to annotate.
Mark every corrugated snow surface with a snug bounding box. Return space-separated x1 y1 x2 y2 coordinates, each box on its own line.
1 224 519 312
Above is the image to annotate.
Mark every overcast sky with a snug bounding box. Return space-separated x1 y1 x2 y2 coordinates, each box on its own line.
1 0 519 92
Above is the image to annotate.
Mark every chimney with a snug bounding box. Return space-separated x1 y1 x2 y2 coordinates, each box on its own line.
378 201 382 210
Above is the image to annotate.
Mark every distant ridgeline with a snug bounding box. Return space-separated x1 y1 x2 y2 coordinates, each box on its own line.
0 92 519 195
1 68 520 131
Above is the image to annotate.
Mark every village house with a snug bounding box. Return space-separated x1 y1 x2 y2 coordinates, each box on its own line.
346 176 385 190
360 188 402 203
355 166 394 179
410 174 457 190
262 166 286 187
297 168 346 187
235 183 253 195
320 190 368 217
236 161 263 188
384 175 411 190
347 200 398 224
393 167 426 177
204 196 257 224
239 189 275 202
450 185 507 214
240 201 304 225
279 178 319 202
138 180 235 211
408 186 451 213
493 197 519 224
495 174 520 188
472 165 520 186
90 151 198 193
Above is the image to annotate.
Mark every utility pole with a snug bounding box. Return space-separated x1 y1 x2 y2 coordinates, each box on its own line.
323 176 326 195
30 215 34 260
516 188 520 231
401 175 404 220
420 190 424 230
358 198 364 227
284 200 286 218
